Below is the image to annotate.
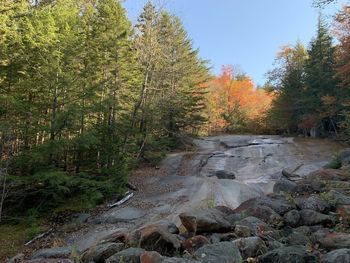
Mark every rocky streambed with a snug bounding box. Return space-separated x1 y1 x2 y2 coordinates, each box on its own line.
7 135 350 263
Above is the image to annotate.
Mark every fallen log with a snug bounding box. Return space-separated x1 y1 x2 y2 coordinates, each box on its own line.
107 191 134 209
25 228 53 246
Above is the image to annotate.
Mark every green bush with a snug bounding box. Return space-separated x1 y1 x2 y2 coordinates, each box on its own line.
324 153 342 169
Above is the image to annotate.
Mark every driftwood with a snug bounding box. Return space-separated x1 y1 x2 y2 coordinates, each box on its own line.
24 228 53 246
107 191 134 209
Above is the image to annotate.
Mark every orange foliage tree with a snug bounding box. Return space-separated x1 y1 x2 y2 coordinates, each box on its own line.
207 65 274 134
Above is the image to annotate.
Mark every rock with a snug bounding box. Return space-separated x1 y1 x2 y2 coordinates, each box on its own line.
273 177 297 194
320 248 350 263
295 195 330 213
283 210 300 227
22 260 73 263
299 209 334 226
127 223 181 255
310 228 331 243
155 220 180 235
257 246 317 263
81 242 124 263
8 253 24 263
95 207 146 224
294 226 312 236
337 205 350 225
340 149 350 167
212 170 235 179
237 216 272 237
32 247 77 259
179 208 232 233
296 179 325 193
309 169 348 181
99 228 128 244
318 232 350 250
71 213 90 224
325 190 350 206
263 194 296 215
181 235 210 254
106 248 145 263
283 232 311 246
234 225 252 238
194 242 242 263
265 241 284 250
236 204 283 227
232 237 267 259
140 251 201 263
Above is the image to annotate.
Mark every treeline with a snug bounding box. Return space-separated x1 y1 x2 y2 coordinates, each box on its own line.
0 0 209 220
207 66 273 134
266 8 350 138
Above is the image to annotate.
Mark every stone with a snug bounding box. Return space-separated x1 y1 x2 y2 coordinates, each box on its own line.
106 248 145 263
295 195 330 213
283 232 311 246
212 170 235 179
98 228 128 244
273 177 297 194
8 253 24 263
318 232 350 250
81 242 124 263
232 237 267 259
337 205 350 225
234 225 252 238
22 260 73 263
296 179 325 193
140 251 201 263
96 207 146 224
127 223 181 255
320 248 350 263
326 190 350 206
237 216 272 237
283 210 300 227
309 169 348 181
257 246 317 263
194 242 242 263
237 205 283 227
179 208 232 233
32 247 77 259
299 209 334 226
181 235 210 254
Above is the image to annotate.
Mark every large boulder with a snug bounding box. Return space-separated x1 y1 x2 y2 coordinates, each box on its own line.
181 235 210 254
320 248 350 263
232 237 267 259
299 209 335 226
81 242 124 263
127 223 181 255
32 247 77 259
257 246 317 263
295 195 330 213
282 232 311 246
283 210 300 227
106 248 145 263
179 208 232 233
318 232 350 250
194 242 243 263
98 228 128 244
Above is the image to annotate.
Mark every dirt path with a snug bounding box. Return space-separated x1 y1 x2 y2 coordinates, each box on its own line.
54 135 344 252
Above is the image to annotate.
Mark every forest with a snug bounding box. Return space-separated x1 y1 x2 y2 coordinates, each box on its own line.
0 0 209 223
1 0 350 259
